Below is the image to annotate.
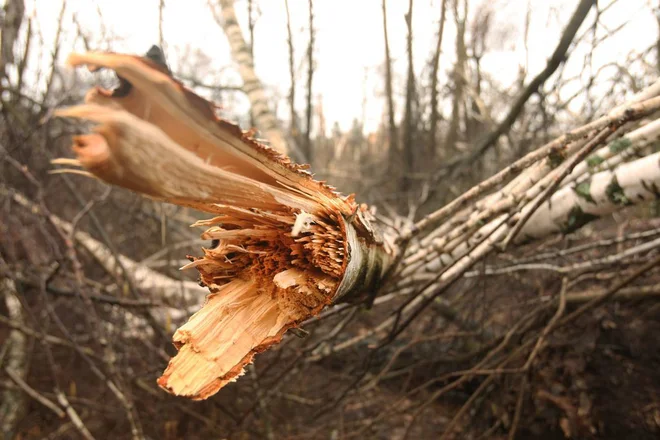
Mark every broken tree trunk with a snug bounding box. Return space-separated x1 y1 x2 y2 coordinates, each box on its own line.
55 51 394 400
53 49 660 401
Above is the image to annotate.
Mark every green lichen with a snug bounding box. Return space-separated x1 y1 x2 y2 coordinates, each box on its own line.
608 137 632 154
574 181 596 204
586 154 605 168
605 176 632 206
562 205 600 234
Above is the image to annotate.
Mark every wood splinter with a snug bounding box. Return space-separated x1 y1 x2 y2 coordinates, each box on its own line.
54 50 394 400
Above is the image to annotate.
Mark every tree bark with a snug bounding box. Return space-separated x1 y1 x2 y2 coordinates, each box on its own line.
0 260 29 439
402 0 416 189
382 0 399 169
0 0 25 78
303 0 315 163
445 0 467 153
429 0 448 158
284 0 300 151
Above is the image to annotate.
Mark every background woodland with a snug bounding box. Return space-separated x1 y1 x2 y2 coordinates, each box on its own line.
2 0 660 438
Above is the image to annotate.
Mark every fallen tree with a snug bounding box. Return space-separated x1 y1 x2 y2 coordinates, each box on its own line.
52 49 660 403
0 185 206 311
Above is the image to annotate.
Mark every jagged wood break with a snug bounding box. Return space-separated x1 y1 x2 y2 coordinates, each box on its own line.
54 51 393 400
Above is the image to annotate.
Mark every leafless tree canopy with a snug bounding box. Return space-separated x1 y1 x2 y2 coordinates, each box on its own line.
2 0 660 439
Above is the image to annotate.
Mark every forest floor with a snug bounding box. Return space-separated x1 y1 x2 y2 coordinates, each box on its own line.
2 196 660 439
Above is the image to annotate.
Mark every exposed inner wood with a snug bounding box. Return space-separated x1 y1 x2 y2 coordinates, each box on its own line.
55 105 316 214
158 205 341 399
157 279 287 399
66 52 356 217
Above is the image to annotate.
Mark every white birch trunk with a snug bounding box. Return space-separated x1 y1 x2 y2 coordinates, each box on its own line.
521 151 660 240
209 0 292 157
0 273 28 438
4 187 206 307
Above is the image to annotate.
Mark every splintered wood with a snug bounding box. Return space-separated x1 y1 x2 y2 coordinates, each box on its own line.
55 51 392 399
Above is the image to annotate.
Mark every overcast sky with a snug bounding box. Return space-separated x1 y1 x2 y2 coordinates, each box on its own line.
24 0 658 133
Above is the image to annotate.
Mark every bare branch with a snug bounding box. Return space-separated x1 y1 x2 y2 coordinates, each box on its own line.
471 0 596 159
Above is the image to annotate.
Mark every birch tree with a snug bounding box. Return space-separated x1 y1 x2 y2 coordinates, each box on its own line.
208 0 293 158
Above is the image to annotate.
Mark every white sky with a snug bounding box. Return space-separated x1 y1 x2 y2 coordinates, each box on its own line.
18 0 659 133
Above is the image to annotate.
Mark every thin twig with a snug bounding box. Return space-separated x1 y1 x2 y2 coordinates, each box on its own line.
5 367 65 418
